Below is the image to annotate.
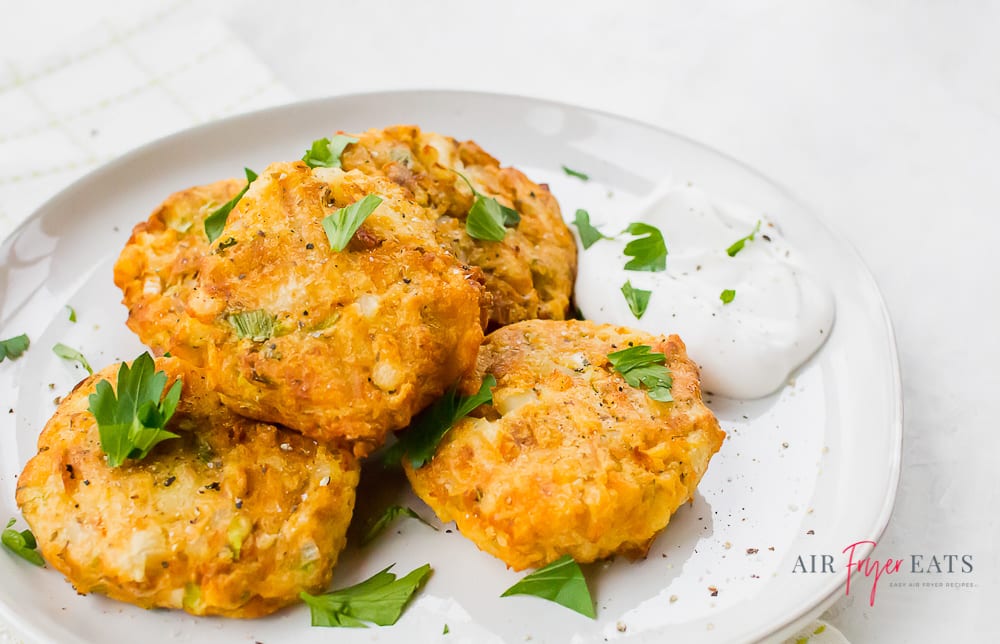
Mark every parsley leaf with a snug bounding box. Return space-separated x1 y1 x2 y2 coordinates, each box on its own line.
620 281 651 319
501 555 595 618
2 518 43 566
302 134 359 169
454 171 520 242
572 209 609 250
87 352 182 468
726 220 762 257
361 505 436 546
227 309 276 342
0 334 29 363
300 564 432 627
66 306 77 322
607 345 673 402
622 222 667 272
383 374 496 468
720 289 736 304
204 168 257 243
323 194 382 252
53 343 93 375
561 165 589 181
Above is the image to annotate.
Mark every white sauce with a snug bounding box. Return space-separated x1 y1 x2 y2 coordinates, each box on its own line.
574 181 834 399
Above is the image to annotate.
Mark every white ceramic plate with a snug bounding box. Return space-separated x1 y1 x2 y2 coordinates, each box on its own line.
0 91 901 644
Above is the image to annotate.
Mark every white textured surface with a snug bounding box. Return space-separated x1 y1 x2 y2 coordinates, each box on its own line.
1 1 996 641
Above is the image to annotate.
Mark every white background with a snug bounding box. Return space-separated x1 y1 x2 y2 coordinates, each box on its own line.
1 1 996 640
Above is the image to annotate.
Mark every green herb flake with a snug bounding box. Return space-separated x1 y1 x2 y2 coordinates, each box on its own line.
2 518 44 566
53 343 93 375
572 209 609 250
443 624 450 635
204 168 258 243
620 281 651 319
500 554 595 618
323 194 382 252
361 505 436 546
561 165 589 181
384 375 496 468
302 134 359 169
726 220 762 257
0 334 29 363
720 289 736 304
622 222 667 272
607 345 673 402
455 171 520 242
66 306 77 322
227 309 276 342
300 563 432 628
87 352 182 468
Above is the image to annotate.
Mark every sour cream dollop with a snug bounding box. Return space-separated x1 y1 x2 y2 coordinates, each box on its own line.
574 181 834 399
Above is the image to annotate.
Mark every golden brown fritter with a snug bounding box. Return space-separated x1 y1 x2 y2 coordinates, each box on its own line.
16 357 359 618
183 162 489 455
114 179 243 366
341 125 577 327
404 320 725 571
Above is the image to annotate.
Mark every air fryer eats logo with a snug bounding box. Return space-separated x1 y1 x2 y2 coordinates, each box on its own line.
793 540 975 606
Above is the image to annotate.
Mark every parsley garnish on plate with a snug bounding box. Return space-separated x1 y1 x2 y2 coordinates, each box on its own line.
0 334 29 363
726 220 762 257
572 209 609 250
620 281 651 319
720 289 736 304
454 171 520 242
2 518 43 566
53 343 93 374
227 309 276 342
383 374 496 468
607 345 673 402
622 222 667 272
303 134 359 169
204 168 258 243
561 165 589 181
66 306 77 322
501 555 595 618
323 194 382 252
300 564 432 627
87 352 182 468
361 505 437 546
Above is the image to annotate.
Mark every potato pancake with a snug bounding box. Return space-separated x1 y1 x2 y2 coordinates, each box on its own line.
341 125 577 327
16 357 359 618
404 320 725 571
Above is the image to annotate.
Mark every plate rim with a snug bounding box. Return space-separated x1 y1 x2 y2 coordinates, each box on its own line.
0 89 903 643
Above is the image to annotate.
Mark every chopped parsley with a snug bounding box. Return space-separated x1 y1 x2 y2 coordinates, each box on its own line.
322 194 382 252
383 374 496 468
204 168 257 243
561 165 589 181
2 518 43 566
87 352 182 468
726 220 762 257
454 171 520 242
620 281 651 319
622 222 667 272
572 209 609 249
66 306 77 322
302 134 359 169
300 564 432 627
720 289 736 304
501 555 595 618
53 343 93 374
227 309 276 342
361 505 436 546
607 345 673 402
0 334 29 363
